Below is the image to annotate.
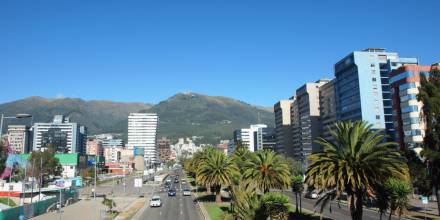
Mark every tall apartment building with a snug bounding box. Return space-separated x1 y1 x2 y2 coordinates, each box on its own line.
319 79 337 141
157 137 171 161
291 79 330 159
233 124 269 152
390 64 436 150
127 113 159 163
32 115 87 153
334 48 417 141
7 125 31 154
273 99 294 156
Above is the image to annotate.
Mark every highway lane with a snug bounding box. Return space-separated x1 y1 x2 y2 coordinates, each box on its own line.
138 169 201 220
284 191 402 220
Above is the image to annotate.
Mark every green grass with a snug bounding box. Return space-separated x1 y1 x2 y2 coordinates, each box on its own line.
205 203 230 220
0 197 17 207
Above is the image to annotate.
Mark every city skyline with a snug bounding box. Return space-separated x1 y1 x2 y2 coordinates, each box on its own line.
1 0 439 106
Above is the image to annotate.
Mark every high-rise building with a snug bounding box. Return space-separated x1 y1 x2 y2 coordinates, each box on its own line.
390 64 437 151
127 113 159 163
261 127 276 150
86 139 103 156
291 79 330 159
7 125 31 154
334 48 417 141
157 137 171 161
32 115 87 153
233 124 269 152
319 79 337 141
273 99 293 156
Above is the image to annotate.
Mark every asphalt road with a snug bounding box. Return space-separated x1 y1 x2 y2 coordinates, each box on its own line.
285 191 403 220
138 169 201 220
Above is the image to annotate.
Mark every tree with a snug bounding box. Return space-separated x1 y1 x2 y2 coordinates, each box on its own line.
306 121 409 220
259 192 291 220
28 150 62 187
102 196 116 214
231 183 261 220
243 150 291 193
0 141 7 177
196 149 237 203
385 178 412 220
418 66 440 215
291 175 304 213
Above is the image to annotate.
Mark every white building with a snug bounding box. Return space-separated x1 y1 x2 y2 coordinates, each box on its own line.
233 124 267 152
127 113 158 163
171 137 202 158
32 115 87 154
7 125 31 154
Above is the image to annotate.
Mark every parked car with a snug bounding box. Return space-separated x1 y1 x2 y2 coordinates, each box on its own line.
150 196 162 207
182 189 191 196
168 188 177 196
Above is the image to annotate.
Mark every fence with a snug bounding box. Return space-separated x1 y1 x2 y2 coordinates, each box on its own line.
0 189 78 220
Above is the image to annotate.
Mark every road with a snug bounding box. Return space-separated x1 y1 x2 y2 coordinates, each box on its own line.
285 191 403 220
137 168 201 220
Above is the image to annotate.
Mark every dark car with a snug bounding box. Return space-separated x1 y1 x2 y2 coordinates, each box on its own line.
168 189 177 196
174 178 179 183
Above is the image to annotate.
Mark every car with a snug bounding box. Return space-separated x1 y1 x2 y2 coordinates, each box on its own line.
149 196 162 207
305 191 319 199
168 189 177 196
182 189 191 196
174 179 179 183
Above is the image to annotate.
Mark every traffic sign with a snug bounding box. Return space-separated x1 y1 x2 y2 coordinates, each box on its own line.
134 178 143 188
422 196 428 204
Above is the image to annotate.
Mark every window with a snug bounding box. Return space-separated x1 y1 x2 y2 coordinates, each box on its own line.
390 71 414 84
376 115 380 119
401 105 418 113
372 77 377 82
371 64 375 67
399 83 416 91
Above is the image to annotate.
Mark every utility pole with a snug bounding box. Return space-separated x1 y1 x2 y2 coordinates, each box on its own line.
94 156 97 200
30 159 35 204
38 157 42 209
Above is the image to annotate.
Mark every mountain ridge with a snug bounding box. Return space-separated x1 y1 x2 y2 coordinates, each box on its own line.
0 93 274 144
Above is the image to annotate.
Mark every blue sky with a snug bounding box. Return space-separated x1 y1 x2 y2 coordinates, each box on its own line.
1 0 439 106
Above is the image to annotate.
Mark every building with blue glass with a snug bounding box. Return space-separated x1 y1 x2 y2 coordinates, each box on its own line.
334 48 417 141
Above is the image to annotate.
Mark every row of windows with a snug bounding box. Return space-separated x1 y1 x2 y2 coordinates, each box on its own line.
399 83 416 91
400 93 417 102
390 71 413 84
404 129 422 136
401 105 418 113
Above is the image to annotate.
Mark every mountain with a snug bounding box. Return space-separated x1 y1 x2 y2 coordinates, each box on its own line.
143 93 274 143
0 97 152 134
0 93 274 144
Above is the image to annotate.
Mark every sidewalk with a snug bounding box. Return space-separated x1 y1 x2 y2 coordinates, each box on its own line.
30 199 108 220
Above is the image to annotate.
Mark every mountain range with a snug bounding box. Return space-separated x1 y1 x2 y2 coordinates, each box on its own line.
0 93 274 144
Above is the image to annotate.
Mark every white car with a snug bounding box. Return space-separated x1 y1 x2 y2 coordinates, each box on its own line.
149 196 162 207
183 189 191 196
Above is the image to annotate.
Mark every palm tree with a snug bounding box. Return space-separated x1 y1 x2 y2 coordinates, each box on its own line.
306 121 409 220
291 175 304 213
230 182 261 220
197 149 237 203
243 150 291 193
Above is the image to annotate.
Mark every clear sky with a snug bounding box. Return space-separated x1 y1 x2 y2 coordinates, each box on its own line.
1 0 439 106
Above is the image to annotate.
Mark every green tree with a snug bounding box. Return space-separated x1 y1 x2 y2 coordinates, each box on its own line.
0 141 7 176
385 178 412 220
306 121 409 220
243 150 291 193
102 196 116 214
28 150 62 187
231 184 261 220
291 175 304 213
259 192 291 220
418 66 440 215
196 149 237 203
